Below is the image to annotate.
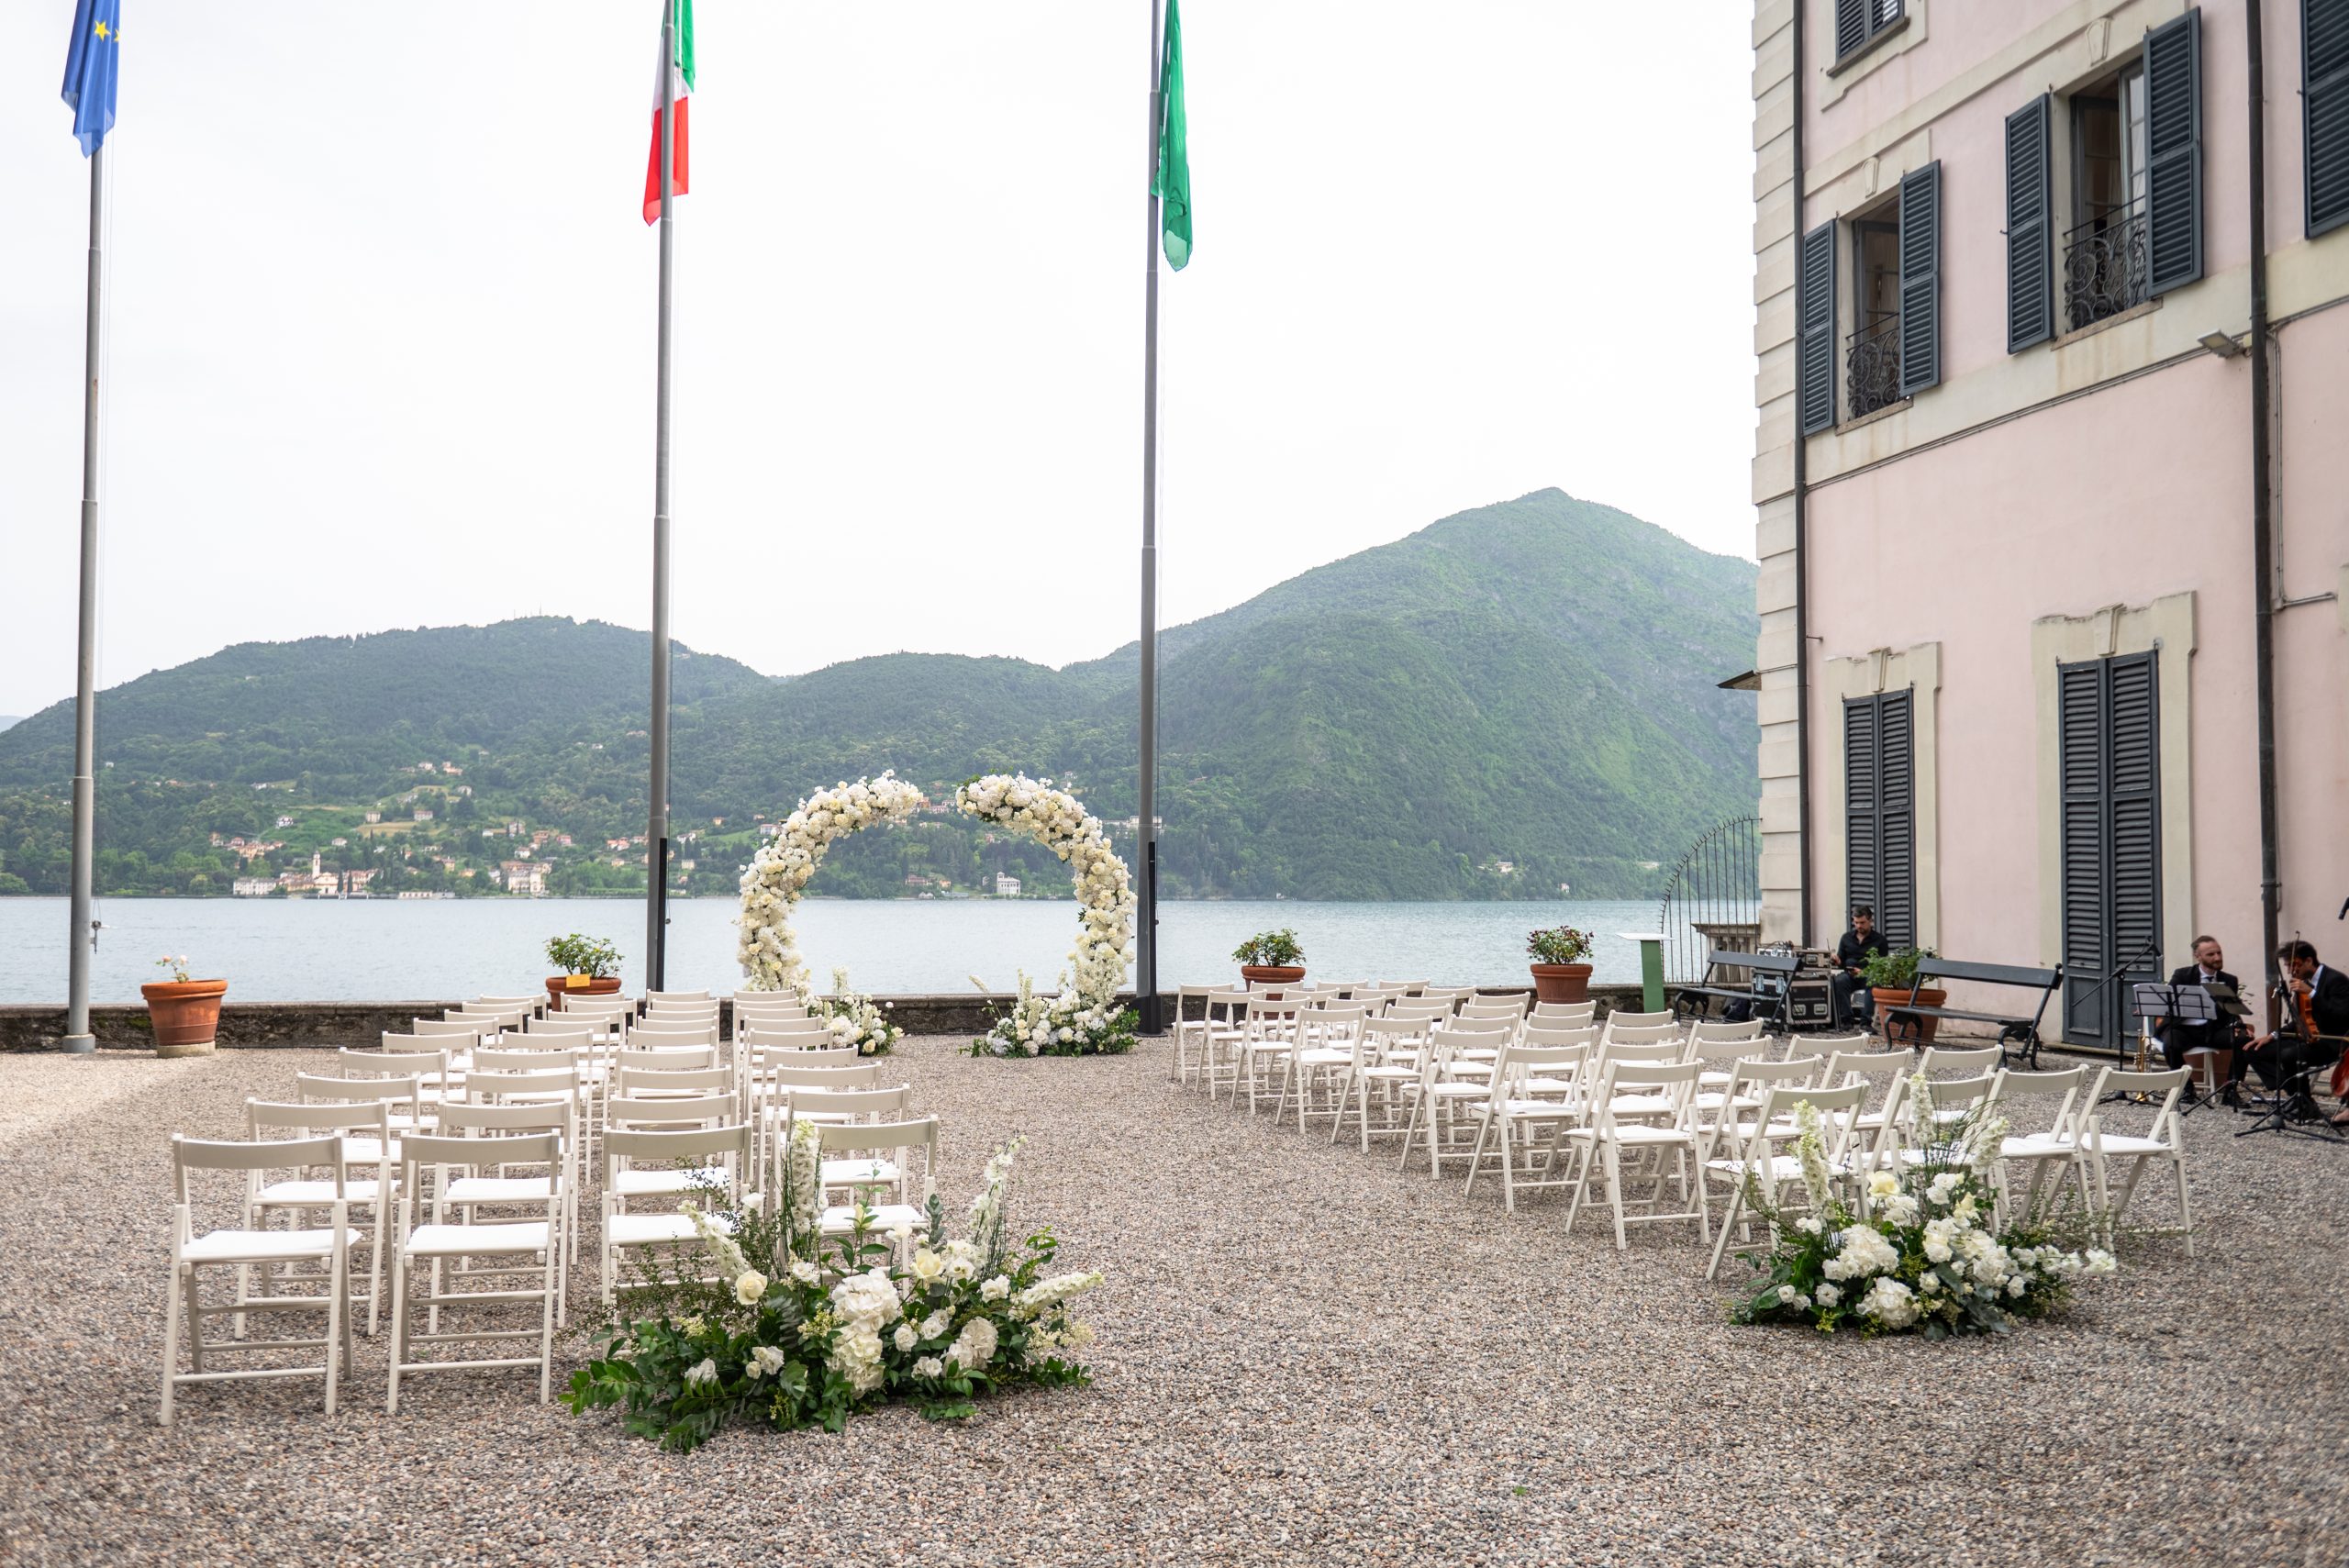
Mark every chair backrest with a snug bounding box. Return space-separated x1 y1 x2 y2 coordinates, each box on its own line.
742 1020 830 1046
1602 1015 1679 1044
473 1046 584 1075
1598 1038 1685 1067
1688 1018 1767 1046
1749 1081 1870 1163
1906 1072 1998 1148
449 1006 529 1031
409 1018 483 1040
1492 1041 1588 1098
603 1123 752 1199
400 1130 562 1189
1987 1065 2090 1134
1687 1034 1767 1076
777 1084 912 1121
1459 994 1530 1020
1589 1060 1704 1129
750 1044 862 1070
1245 995 1304 1027
339 1047 447 1088
617 1043 720 1072
2083 1066 2186 1146
765 1062 885 1091
295 1073 421 1118
1531 998 1598 1021
1443 1015 1516 1038
517 1022 597 1050
465 1066 584 1109
646 989 713 1004
814 1116 938 1173
604 1092 738 1130
615 1063 738 1100
1382 999 1451 1021
1703 1055 1829 1151
1520 1022 1599 1051
245 1095 391 1141
629 1023 720 1048
473 995 546 1015
435 1097 571 1138
172 1133 346 1207
1919 1043 2004 1077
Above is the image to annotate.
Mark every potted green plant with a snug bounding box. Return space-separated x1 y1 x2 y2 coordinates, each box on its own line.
1525 926 1595 1003
1232 929 1306 988
1863 946 1945 1043
141 954 228 1058
545 933 624 1009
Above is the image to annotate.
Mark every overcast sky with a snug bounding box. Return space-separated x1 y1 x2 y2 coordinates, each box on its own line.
0 2 1755 718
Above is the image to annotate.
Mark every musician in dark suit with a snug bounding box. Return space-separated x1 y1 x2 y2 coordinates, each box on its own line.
1831 905 1890 1029
2154 935 2249 1080
2242 940 2349 1122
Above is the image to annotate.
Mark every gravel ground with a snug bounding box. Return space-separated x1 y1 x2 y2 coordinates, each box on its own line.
2 1037 2343 1567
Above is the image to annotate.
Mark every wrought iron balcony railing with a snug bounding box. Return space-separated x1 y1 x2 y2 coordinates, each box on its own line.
1844 313 1902 421
2063 197 2149 332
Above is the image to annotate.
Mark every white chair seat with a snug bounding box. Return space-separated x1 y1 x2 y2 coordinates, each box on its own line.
406 1221 553 1257
605 1212 713 1248
1998 1134 2081 1158
184 1227 358 1264
1296 1049 1352 1068
1568 1125 1692 1147
1607 1093 1675 1117
2085 1133 2170 1156
341 1138 402 1163
1496 1098 1580 1118
256 1179 387 1206
1706 1154 1808 1181
1520 1076 1578 1095
818 1202 924 1234
1359 1064 1419 1082
445 1175 558 1203
1414 1082 1487 1099
612 1165 728 1197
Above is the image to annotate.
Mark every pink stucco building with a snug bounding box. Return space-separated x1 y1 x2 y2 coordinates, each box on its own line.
1752 0 2349 1047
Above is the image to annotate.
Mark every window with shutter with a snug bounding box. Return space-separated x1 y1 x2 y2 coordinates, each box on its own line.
1836 0 1904 61
2007 97 2054 350
1798 222 1838 435
1898 162 1941 395
2307 0 2349 236
2058 653 2163 1051
1843 691 1916 951
2143 10 2203 295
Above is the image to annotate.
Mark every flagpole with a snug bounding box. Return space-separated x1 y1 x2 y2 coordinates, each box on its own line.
61 142 106 1056
1136 0 1165 1038
646 0 677 995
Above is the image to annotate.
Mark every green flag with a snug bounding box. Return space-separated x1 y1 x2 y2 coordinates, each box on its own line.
1150 0 1191 270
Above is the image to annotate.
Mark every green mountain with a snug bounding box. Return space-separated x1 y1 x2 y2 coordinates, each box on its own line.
0 490 1759 901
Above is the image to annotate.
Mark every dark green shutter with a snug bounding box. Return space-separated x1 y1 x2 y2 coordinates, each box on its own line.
1798 221 1837 435
1836 0 1869 59
2006 96 2054 350
1898 161 1941 395
1844 691 1915 951
2307 0 2349 236
2144 10 2203 295
2059 654 2163 1050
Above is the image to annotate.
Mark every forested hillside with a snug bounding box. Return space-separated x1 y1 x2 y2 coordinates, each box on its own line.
0 490 1760 901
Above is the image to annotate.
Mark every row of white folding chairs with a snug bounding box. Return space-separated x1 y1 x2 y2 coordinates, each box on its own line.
162 1097 946 1422
1171 988 1596 1090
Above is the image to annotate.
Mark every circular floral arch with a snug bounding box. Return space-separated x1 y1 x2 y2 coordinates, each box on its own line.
735 772 1137 1056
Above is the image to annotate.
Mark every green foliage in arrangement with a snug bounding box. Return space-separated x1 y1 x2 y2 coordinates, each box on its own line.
0 491 1762 901
1231 929 1304 967
1525 926 1594 965
1860 946 1933 991
546 933 622 979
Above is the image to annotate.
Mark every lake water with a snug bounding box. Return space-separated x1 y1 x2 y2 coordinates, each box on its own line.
0 896 1689 1004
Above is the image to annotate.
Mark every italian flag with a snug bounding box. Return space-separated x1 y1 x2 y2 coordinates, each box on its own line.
640 0 695 225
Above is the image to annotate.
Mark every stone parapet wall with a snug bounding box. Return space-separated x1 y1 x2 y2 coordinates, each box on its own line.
0 984 1653 1052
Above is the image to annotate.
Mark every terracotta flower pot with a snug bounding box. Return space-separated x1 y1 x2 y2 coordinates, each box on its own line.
545 975 623 1010
1529 962 1594 1004
1240 965 1306 993
1872 986 1948 1043
140 979 228 1058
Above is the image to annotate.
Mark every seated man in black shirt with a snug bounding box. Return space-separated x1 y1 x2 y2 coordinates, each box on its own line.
2154 934 2248 1084
1831 905 1890 1030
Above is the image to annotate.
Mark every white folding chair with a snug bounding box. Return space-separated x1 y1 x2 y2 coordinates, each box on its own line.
1463 1041 1592 1212
1560 1061 1711 1250
1704 1080 1867 1280
1234 995 1304 1114
1330 1015 1431 1151
600 1123 754 1305
2077 1066 2195 1252
242 1098 396 1337
387 1130 565 1410
1985 1066 2096 1228
1168 984 1216 1084
813 1117 938 1249
161 1135 354 1425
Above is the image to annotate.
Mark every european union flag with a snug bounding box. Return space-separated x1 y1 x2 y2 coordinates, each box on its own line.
61 0 121 157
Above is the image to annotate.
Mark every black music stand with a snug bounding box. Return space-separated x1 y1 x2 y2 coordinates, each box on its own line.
2127 983 2221 1113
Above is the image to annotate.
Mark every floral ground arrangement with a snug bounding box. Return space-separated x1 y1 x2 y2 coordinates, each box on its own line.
565 1129 1103 1451
1727 1088 2117 1339
955 773 1138 1058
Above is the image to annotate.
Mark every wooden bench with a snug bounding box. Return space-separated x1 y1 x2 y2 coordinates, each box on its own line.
1673 950 1799 1031
1881 957 2063 1068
